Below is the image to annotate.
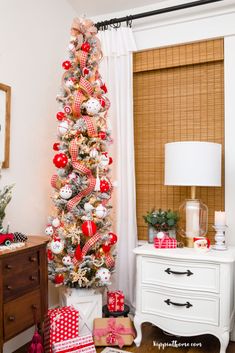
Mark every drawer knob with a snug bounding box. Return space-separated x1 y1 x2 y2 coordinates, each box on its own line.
32 304 38 310
165 268 193 276
5 264 13 270
30 276 37 281
164 298 193 308
29 256 37 262
8 316 15 322
6 285 12 290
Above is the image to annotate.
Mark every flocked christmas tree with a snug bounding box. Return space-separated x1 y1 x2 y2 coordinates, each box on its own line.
46 18 117 288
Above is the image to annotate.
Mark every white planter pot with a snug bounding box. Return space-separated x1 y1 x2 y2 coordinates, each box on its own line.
59 287 102 336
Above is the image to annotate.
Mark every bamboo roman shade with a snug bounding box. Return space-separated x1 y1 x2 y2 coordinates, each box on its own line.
133 38 224 242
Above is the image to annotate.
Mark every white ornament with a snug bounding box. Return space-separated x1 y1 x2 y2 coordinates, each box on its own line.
45 226 54 236
52 218 60 228
51 239 64 254
95 204 107 219
99 154 109 167
96 267 111 284
58 121 69 136
157 231 165 239
90 148 99 158
84 98 101 116
62 255 73 266
68 43 75 52
66 78 75 88
84 203 94 213
60 185 73 199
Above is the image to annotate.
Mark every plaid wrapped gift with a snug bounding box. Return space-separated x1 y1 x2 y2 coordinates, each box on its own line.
44 306 79 353
154 235 177 249
52 334 96 353
107 290 124 312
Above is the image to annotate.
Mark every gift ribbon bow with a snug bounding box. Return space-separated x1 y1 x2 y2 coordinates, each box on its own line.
93 318 135 348
51 313 61 331
67 139 96 211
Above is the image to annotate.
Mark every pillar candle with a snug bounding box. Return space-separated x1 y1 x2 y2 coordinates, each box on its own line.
214 211 226 226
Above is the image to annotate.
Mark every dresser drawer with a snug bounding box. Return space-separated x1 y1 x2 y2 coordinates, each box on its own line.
4 289 41 340
3 268 40 302
141 286 219 326
141 257 219 293
2 250 39 276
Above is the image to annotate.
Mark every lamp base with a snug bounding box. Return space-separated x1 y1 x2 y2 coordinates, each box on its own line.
185 238 194 248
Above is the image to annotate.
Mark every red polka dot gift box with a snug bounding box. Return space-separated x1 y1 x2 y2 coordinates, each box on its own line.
44 306 79 353
52 334 96 353
107 290 125 312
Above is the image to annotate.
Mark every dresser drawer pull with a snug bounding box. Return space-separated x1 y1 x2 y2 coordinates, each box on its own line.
5 264 13 270
30 276 37 281
164 298 193 308
6 285 13 290
29 256 37 262
165 268 193 276
8 316 15 322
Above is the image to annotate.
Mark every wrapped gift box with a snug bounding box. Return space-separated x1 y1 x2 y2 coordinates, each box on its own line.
44 306 79 353
93 318 135 348
107 290 124 312
154 236 177 248
52 334 96 353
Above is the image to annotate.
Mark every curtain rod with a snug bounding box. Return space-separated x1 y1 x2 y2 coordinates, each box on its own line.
95 0 223 30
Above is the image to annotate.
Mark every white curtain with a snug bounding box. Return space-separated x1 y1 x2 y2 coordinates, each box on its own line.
98 27 137 310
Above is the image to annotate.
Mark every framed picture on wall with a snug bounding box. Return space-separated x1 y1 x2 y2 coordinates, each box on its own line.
0 83 11 168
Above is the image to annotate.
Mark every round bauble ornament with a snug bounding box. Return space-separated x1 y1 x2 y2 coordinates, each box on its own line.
52 218 60 228
81 42 91 52
53 142 60 151
99 98 106 108
98 131 106 140
64 105 72 114
62 60 72 70
84 98 101 116
56 111 65 121
109 232 118 245
47 249 54 261
82 67 90 76
54 273 64 285
62 255 72 266
51 239 64 254
102 243 111 253
60 185 72 199
95 204 107 219
100 178 111 193
81 220 97 237
45 225 54 236
90 148 99 158
53 153 68 168
96 267 111 284
84 202 94 213
58 120 69 136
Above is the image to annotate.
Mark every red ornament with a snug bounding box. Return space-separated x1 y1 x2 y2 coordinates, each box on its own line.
109 232 118 245
100 84 108 93
62 60 72 70
53 142 60 151
81 221 97 237
47 249 54 261
109 157 113 165
81 42 91 52
54 273 64 284
99 98 106 108
98 131 106 140
82 67 90 76
100 179 110 193
56 111 65 121
75 245 82 260
53 153 68 168
102 243 111 253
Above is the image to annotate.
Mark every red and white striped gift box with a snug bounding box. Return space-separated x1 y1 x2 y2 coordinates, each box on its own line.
107 290 125 312
154 236 177 249
52 334 96 353
44 306 79 353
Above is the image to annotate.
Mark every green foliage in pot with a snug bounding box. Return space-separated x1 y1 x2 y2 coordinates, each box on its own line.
143 208 179 232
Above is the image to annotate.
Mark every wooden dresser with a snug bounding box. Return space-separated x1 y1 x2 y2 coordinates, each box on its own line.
133 244 235 353
0 236 48 353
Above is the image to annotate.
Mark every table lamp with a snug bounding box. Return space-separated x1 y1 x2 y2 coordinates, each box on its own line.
164 141 222 247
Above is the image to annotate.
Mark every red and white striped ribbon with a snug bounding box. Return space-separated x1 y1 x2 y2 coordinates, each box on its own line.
105 254 115 268
83 115 97 137
51 174 59 189
67 139 95 211
73 91 84 117
81 232 102 257
80 51 88 69
79 76 93 95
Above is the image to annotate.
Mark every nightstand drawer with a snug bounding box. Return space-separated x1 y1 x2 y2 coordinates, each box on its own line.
141 257 219 293
4 289 41 340
2 250 39 276
3 268 39 302
141 286 219 326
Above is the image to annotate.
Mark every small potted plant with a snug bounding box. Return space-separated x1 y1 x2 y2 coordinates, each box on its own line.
143 208 179 243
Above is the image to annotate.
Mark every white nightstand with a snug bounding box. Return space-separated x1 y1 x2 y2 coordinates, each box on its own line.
133 244 235 353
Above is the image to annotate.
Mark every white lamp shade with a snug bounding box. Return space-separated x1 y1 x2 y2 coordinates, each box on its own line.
164 141 222 187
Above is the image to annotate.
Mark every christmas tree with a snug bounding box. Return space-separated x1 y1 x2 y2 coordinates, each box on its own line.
46 18 117 288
